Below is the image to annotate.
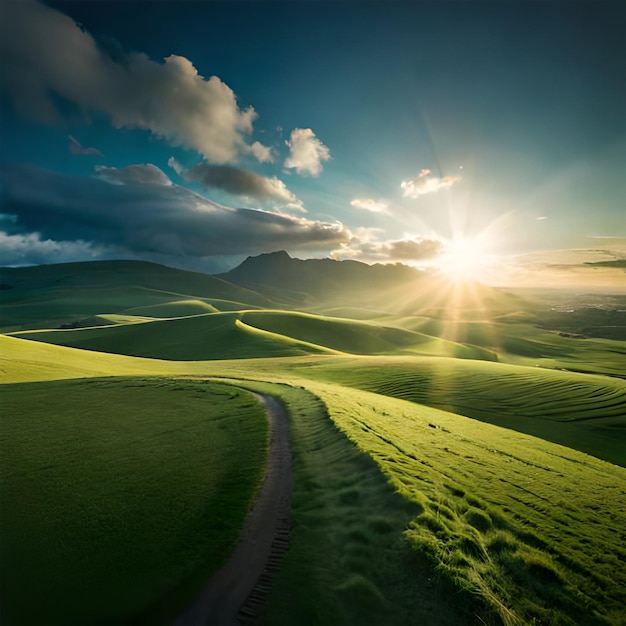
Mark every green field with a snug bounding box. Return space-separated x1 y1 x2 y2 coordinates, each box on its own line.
2 259 625 625
1 378 268 625
282 355 626 466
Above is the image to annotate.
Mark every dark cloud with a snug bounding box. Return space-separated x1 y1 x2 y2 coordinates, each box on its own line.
96 164 172 186
0 0 270 163
0 163 350 263
182 162 302 209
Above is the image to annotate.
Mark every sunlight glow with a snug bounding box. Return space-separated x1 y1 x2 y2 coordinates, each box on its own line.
437 237 495 283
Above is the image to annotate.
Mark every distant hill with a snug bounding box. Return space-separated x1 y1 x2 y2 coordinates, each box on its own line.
0 260 275 332
218 251 526 320
217 250 421 305
1 255 528 334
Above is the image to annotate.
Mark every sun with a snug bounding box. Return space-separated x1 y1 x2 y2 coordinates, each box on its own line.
437 237 495 283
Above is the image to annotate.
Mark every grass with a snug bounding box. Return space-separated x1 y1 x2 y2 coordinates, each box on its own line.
241 310 497 360
9 312 338 360
9 308 498 362
361 314 626 379
214 380 472 626
303 381 626 625
121 299 220 317
286 355 626 466
0 377 268 625
3 335 626 624
0 258 276 332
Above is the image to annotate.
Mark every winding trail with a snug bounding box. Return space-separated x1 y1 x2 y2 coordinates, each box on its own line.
173 392 292 626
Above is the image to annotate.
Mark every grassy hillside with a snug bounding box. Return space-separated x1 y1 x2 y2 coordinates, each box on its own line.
0 335 197 382
0 260 275 331
0 378 268 625
121 299 220 317
10 312 338 360
227 380 472 626
9 308 498 362
284 355 626 466
2 336 626 624
241 310 497 360
306 381 626 626
358 315 626 378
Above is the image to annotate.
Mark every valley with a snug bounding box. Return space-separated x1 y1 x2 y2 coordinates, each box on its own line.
1 253 625 626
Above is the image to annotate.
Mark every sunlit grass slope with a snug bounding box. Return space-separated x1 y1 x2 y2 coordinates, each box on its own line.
3 337 626 624
373 315 626 378
497 326 626 377
3 334 623 464
0 378 268 626
288 355 626 466
10 312 338 360
219 380 471 626
9 308 499 361
306 381 626 626
0 334 193 382
241 310 497 360
121 299 219 317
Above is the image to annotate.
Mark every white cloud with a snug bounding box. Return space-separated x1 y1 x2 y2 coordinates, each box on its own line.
167 157 184 176
96 164 172 186
284 128 331 176
0 0 268 164
0 231 104 266
332 229 443 263
400 168 461 198
246 141 274 163
350 198 390 214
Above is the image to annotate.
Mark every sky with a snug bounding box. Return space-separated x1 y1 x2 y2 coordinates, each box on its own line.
0 0 624 288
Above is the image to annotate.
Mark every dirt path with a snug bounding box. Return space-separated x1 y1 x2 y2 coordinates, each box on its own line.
173 393 292 626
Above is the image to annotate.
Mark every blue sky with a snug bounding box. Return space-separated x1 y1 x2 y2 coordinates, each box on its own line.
1 0 624 285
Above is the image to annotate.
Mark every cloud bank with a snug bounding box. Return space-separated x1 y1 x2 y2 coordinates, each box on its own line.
0 0 270 164
0 163 350 267
181 162 303 210
333 228 443 263
0 231 103 267
284 128 331 176
401 168 461 198
96 164 173 186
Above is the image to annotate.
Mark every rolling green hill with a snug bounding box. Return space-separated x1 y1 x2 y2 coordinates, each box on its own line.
282 355 626 466
10 312 338 360
121 299 220 317
0 260 275 332
241 310 497 360
2 337 625 625
2 257 626 626
10 307 499 362
303 380 626 626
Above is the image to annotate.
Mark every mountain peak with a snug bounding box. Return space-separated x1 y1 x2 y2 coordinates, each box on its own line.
250 250 291 260
218 250 422 305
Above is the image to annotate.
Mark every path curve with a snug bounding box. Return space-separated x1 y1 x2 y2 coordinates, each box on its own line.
173 392 292 626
